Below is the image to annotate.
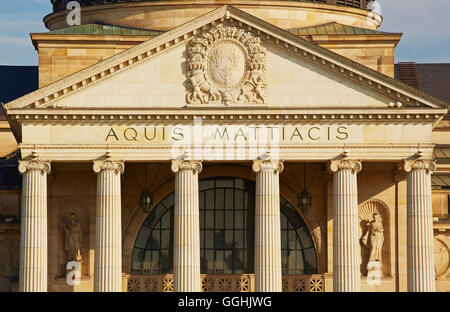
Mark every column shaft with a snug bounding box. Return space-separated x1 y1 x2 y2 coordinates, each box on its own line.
252 160 283 292
18 159 51 292
404 160 436 292
330 159 361 292
172 160 202 292
93 160 124 292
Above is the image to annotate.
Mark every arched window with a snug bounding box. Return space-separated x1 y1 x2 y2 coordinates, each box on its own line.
131 177 317 275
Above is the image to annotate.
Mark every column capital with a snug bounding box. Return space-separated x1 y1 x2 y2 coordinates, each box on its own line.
402 159 436 174
171 160 202 174
93 159 125 174
252 159 284 174
18 159 51 175
328 159 362 174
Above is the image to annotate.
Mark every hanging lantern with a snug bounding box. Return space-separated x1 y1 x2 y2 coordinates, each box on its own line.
139 164 153 213
298 188 311 215
139 189 153 214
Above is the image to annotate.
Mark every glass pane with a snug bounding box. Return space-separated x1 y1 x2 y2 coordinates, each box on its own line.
149 229 160 249
160 211 170 229
215 250 224 272
160 250 169 273
288 230 296 250
206 250 214 270
235 230 243 248
151 251 159 270
280 196 287 208
161 193 174 209
145 204 164 228
281 250 288 270
199 192 205 210
225 230 233 247
205 230 214 249
304 248 317 272
161 230 170 249
215 230 224 249
135 226 151 249
216 178 233 188
225 210 233 229
215 189 224 210
234 178 244 189
200 230 205 248
199 209 204 228
199 179 214 191
288 251 296 270
234 189 243 210
225 189 233 210
215 209 224 228
235 210 243 229
224 250 233 272
280 214 287 230
131 248 144 273
299 226 314 248
205 211 214 229
205 190 214 210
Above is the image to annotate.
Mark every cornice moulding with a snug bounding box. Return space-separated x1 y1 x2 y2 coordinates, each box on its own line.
4 6 448 115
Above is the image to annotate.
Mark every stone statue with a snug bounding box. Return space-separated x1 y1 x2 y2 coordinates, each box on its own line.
361 212 384 261
63 213 82 262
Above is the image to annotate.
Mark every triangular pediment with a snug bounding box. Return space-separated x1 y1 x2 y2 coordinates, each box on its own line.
4 5 449 115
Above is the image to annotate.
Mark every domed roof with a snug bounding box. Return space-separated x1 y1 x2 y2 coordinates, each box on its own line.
46 1 378 32
50 0 370 13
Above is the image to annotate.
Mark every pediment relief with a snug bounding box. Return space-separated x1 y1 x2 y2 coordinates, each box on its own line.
186 23 267 106
3 5 448 116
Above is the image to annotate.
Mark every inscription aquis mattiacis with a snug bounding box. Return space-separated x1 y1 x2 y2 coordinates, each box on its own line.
104 125 357 144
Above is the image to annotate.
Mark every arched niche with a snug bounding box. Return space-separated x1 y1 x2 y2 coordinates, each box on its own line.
358 199 391 277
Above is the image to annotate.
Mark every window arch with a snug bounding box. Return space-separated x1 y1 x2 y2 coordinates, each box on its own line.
131 177 317 275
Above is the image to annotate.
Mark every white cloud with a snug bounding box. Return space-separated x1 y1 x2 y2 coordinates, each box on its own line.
0 35 32 47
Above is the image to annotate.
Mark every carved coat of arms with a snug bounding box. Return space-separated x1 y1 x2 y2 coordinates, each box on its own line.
186 24 267 106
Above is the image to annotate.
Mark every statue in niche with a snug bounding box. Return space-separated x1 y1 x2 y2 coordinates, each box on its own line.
361 212 384 262
63 213 82 262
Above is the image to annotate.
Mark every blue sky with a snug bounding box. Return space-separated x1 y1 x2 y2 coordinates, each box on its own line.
0 0 449 65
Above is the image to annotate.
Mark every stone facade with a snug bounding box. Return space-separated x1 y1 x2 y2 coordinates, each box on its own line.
0 4 449 293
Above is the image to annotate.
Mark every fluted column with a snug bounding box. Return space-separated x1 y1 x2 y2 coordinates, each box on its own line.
171 160 202 292
403 159 436 292
93 159 124 292
329 159 362 292
252 159 284 292
18 158 51 292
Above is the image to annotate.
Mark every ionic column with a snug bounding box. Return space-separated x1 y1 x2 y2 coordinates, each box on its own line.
252 159 284 292
93 159 124 292
171 160 202 292
18 157 51 292
329 159 362 292
403 159 436 292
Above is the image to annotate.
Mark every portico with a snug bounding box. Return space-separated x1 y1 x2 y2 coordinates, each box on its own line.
4 6 448 292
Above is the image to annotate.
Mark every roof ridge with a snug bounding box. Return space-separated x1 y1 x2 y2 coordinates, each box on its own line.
45 22 165 35
292 21 390 33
